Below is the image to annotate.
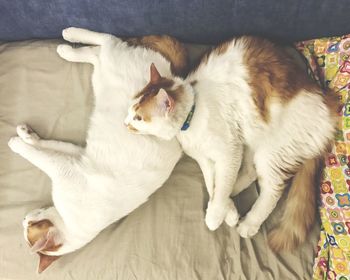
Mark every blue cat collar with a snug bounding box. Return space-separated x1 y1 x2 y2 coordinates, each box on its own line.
180 104 195 131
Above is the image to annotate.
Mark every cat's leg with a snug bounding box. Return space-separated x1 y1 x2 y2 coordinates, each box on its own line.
195 156 215 197
57 44 99 65
205 146 243 230
8 136 74 179
237 150 286 238
231 147 257 197
196 156 238 227
62 27 118 45
16 124 83 156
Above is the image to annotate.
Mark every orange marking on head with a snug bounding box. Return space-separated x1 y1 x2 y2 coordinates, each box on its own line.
132 63 185 122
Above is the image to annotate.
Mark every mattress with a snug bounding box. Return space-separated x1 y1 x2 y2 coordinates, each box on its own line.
0 40 318 280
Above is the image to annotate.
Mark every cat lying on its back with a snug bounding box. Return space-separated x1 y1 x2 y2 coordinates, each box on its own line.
8 27 188 273
8 28 256 273
125 36 338 252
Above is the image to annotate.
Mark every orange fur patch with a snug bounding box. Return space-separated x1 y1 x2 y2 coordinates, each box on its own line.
240 36 324 122
196 36 336 123
268 157 321 251
133 75 184 121
125 35 189 77
213 40 232 56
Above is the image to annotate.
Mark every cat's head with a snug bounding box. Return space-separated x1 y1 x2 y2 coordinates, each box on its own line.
23 208 64 273
125 63 194 140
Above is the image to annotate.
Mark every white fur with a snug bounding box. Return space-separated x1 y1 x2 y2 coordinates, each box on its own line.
9 27 182 255
126 37 335 236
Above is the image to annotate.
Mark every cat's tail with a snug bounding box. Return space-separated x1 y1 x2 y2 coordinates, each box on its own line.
268 157 321 252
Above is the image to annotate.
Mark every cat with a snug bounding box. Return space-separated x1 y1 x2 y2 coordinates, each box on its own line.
124 36 338 252
8 27 188 273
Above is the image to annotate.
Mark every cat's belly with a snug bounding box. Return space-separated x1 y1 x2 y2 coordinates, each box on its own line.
56 41 183 230
53 162 178 235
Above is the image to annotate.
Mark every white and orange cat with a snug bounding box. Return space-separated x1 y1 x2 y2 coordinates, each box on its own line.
8 27 190 273
125 37 338 251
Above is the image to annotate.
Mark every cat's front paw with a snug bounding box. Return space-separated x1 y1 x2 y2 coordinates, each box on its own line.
57 44 73 60
8 137 26 154
16 124 39 145
205 200 238 230
62 27 80 43
224 208 240 227
237 218 260 238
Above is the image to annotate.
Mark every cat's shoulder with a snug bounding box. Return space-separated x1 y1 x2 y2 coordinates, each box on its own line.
200 35 281 63
192 36 273 72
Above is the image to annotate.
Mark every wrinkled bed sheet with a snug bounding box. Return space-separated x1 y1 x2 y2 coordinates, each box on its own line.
0 40 318 280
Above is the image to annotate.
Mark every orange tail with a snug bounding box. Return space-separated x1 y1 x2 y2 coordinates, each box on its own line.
268 157 320 252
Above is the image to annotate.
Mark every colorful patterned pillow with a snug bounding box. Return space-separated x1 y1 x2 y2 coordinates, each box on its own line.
295 35 350 280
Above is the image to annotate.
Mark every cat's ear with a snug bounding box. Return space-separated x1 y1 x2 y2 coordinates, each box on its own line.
32 229 61 273
156 88 174 114
37 253 60 273
30 228 59 254
150 63 162 84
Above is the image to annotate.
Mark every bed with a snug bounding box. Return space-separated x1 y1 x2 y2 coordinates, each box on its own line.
0 1 349 279
0 38 318 280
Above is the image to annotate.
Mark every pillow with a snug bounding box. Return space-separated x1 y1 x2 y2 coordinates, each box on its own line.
296 35 350 280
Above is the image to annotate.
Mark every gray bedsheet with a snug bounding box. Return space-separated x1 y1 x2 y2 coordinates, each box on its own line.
0 40 318 280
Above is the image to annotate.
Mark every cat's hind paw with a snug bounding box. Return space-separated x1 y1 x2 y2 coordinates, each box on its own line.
8 136 26 154
62 27 81 43
16 124 39 145
57 44 74 61
237 218 260 238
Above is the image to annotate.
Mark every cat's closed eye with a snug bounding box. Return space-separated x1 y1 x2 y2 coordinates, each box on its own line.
134 115 142 121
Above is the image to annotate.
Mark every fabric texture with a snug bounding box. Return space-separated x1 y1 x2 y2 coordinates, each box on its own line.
0 40 319 279
0 0 349 43
296 35 350 280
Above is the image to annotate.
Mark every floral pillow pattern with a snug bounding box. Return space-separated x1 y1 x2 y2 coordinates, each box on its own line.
296 35 350 280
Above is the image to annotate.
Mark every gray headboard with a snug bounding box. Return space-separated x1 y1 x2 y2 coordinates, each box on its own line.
1 0 349 43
